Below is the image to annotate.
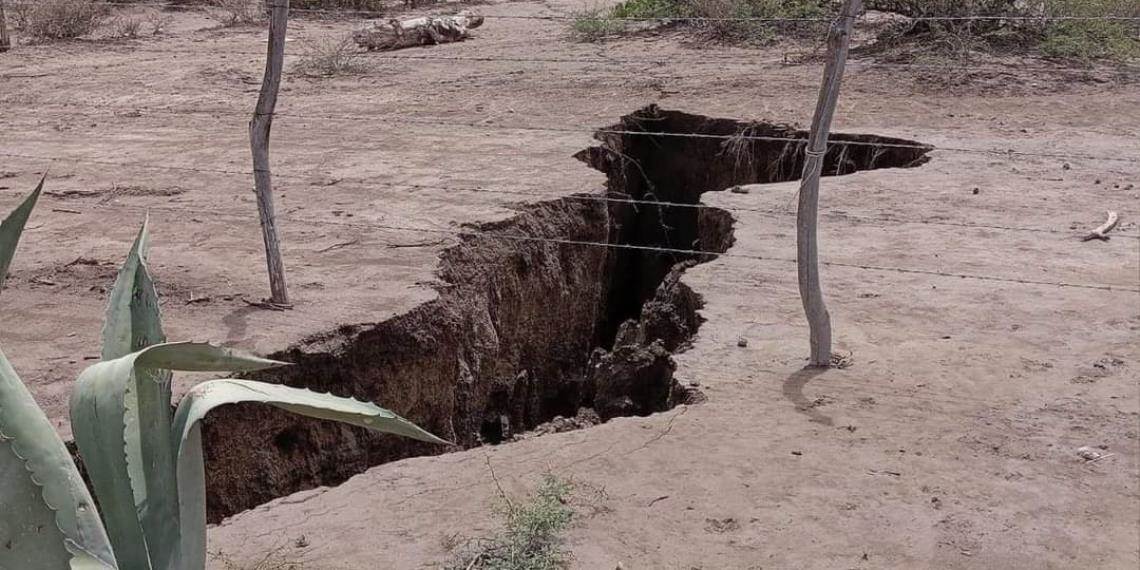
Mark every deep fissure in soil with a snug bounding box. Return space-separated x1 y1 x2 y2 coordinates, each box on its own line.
200 106 930 521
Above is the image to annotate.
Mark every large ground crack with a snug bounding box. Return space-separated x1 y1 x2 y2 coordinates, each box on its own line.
199 106 930 521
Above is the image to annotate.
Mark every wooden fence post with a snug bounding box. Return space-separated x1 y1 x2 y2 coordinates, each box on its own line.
796 0 861 367
1 0 12 53
250 0 290 306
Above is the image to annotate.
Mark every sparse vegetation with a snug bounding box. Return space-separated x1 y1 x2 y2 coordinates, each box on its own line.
571 5 626 41
866 0 1140 60
146 10 176 35
1040 0 1140 59
15 0 107 42
212 0 266 26
572 0 1137 58
296 34 371 76
108 14 145 39
211 546 305 570
572 0 831 43
292 0 388 13
446 474 576 570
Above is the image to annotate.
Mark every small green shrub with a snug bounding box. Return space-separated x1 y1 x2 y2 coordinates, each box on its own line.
447 475 576 570
575 0 831 43
1041 0 1140 59
610 0 681 19
108 14 145 39
296 34 371 76
212 0 265 26
292 0 387 12
571 6 626 42
867 0 1140 60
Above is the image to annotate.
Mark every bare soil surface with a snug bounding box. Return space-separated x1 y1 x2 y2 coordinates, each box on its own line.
1 1 1137 568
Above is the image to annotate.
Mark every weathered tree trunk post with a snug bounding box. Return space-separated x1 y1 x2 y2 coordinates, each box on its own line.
1 0 12 53
250 0 290 306
797 0 861 367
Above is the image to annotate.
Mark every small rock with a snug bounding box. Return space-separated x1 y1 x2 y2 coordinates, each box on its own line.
971 187 980 195
736 337 748 348
1094 179 1102 185
729 186 750 194
1062 162 1071 170
791 450 803 456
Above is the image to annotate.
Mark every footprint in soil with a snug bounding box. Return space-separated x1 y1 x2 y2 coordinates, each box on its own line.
1070 356 1126 384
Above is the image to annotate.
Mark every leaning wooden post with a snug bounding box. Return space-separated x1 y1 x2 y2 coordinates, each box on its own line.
1 0 12 53
250 0 290 306
796 0 861 367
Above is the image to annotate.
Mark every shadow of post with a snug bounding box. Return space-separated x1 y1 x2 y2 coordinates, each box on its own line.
781 366 834 426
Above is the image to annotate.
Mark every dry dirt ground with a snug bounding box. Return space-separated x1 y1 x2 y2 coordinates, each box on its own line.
1 1 1138 569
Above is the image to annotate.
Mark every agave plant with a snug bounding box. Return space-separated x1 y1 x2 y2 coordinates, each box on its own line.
0 181 447 570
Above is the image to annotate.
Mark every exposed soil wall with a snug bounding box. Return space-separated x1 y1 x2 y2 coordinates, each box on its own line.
199 107 930 522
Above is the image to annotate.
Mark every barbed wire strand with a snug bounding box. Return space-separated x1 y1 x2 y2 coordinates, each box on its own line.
32 44 1140 75
7 101 1139 164
2 148 1137 241
17 196 1137 294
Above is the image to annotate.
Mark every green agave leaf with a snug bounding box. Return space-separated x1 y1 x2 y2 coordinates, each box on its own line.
123 262 179 570
0 349 118 570
94 217 176 570
97 219 178 570
171 380 449 569
72 342 284 570
102 216 159 361
0 176 44 293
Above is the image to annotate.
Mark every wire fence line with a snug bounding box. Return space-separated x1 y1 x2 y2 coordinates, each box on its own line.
6 148 1132 240
8 197 1134 294
6 147 1138 240
38 44 1140 74
7 102 1140 164
8 0 1140 23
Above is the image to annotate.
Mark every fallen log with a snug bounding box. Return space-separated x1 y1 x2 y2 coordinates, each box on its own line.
353 11 484 51
1081 210 1119 241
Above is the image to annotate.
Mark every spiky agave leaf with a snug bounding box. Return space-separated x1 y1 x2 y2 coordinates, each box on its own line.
0 349 118 570
97 219 180 570
171 379 449 569
0 176 44 292
70 343 284 570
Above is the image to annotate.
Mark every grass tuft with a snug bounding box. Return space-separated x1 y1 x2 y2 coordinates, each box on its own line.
446 474 576 570
571 6 626 42
211 0 266 26
295 34 371 76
